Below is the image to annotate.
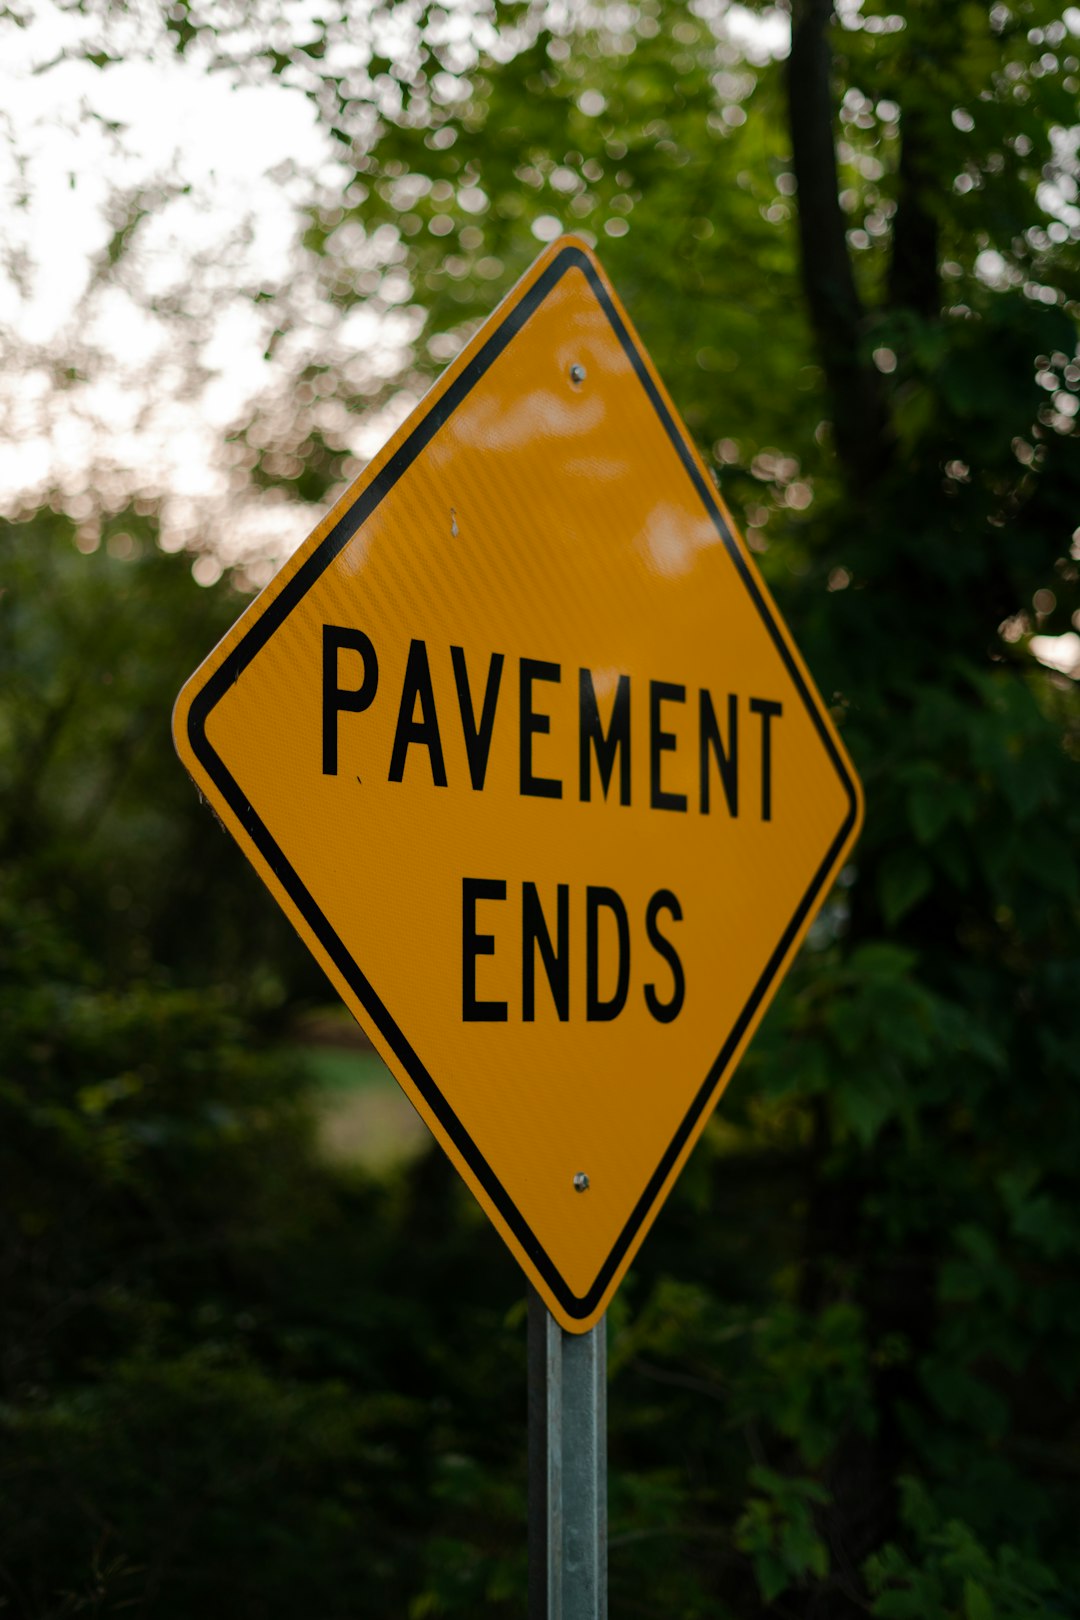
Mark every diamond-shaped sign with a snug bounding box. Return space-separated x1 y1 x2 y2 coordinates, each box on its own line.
174 237 862 1332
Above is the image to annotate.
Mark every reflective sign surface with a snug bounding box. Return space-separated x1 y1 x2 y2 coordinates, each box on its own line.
174 237 863 1332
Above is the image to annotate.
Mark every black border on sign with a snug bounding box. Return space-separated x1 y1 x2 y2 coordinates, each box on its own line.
186 245 859 1321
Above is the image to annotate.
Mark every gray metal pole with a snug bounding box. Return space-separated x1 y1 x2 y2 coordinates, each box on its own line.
528 1286 607 1620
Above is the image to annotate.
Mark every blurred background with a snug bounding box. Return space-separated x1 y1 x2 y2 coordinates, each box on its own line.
3 1 1080 1614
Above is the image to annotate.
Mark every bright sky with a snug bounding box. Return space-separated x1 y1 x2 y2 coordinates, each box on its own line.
3 0 1078 673
0 0 792 581
0 2 361 575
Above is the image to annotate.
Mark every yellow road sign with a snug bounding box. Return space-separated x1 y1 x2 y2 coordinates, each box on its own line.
174 237 863 1333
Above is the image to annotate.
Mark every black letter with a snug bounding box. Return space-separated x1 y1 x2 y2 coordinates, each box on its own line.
522 882 570 1021
322 625 378 775
520 658 563 799
579 670 631 805
462 878 507 1022
699 690 738 816
451 646 503 791
389 640 447 786
586 886 630 1021
644 889 685 1024
749 698 783 821
650 680 687 812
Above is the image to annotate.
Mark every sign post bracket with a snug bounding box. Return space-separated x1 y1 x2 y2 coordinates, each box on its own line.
528 1286 607 1619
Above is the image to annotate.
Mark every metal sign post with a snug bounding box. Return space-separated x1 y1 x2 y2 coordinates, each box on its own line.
528 1286 607 1619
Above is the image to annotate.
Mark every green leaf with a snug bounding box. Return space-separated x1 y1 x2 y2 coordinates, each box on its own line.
879 851 933 927
758 1553 792 1603
964 1578 994 1620
836 1072 895 1145
908 780 953 844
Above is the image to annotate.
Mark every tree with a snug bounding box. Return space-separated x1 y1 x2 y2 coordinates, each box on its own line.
3 1 1080 1614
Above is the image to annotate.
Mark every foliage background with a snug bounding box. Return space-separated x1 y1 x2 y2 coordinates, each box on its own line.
2 1 1080 1615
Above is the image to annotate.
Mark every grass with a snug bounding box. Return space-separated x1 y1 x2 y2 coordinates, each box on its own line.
288 1037 430 1174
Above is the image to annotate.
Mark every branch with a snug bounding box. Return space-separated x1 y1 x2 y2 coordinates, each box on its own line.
887 112 941 316
787 0 890 488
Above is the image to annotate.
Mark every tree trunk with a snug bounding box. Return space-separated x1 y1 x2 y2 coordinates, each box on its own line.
787 0 891 489
888 112 941 317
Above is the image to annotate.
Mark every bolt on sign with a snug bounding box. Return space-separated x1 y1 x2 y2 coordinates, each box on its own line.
174 236 863 1333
